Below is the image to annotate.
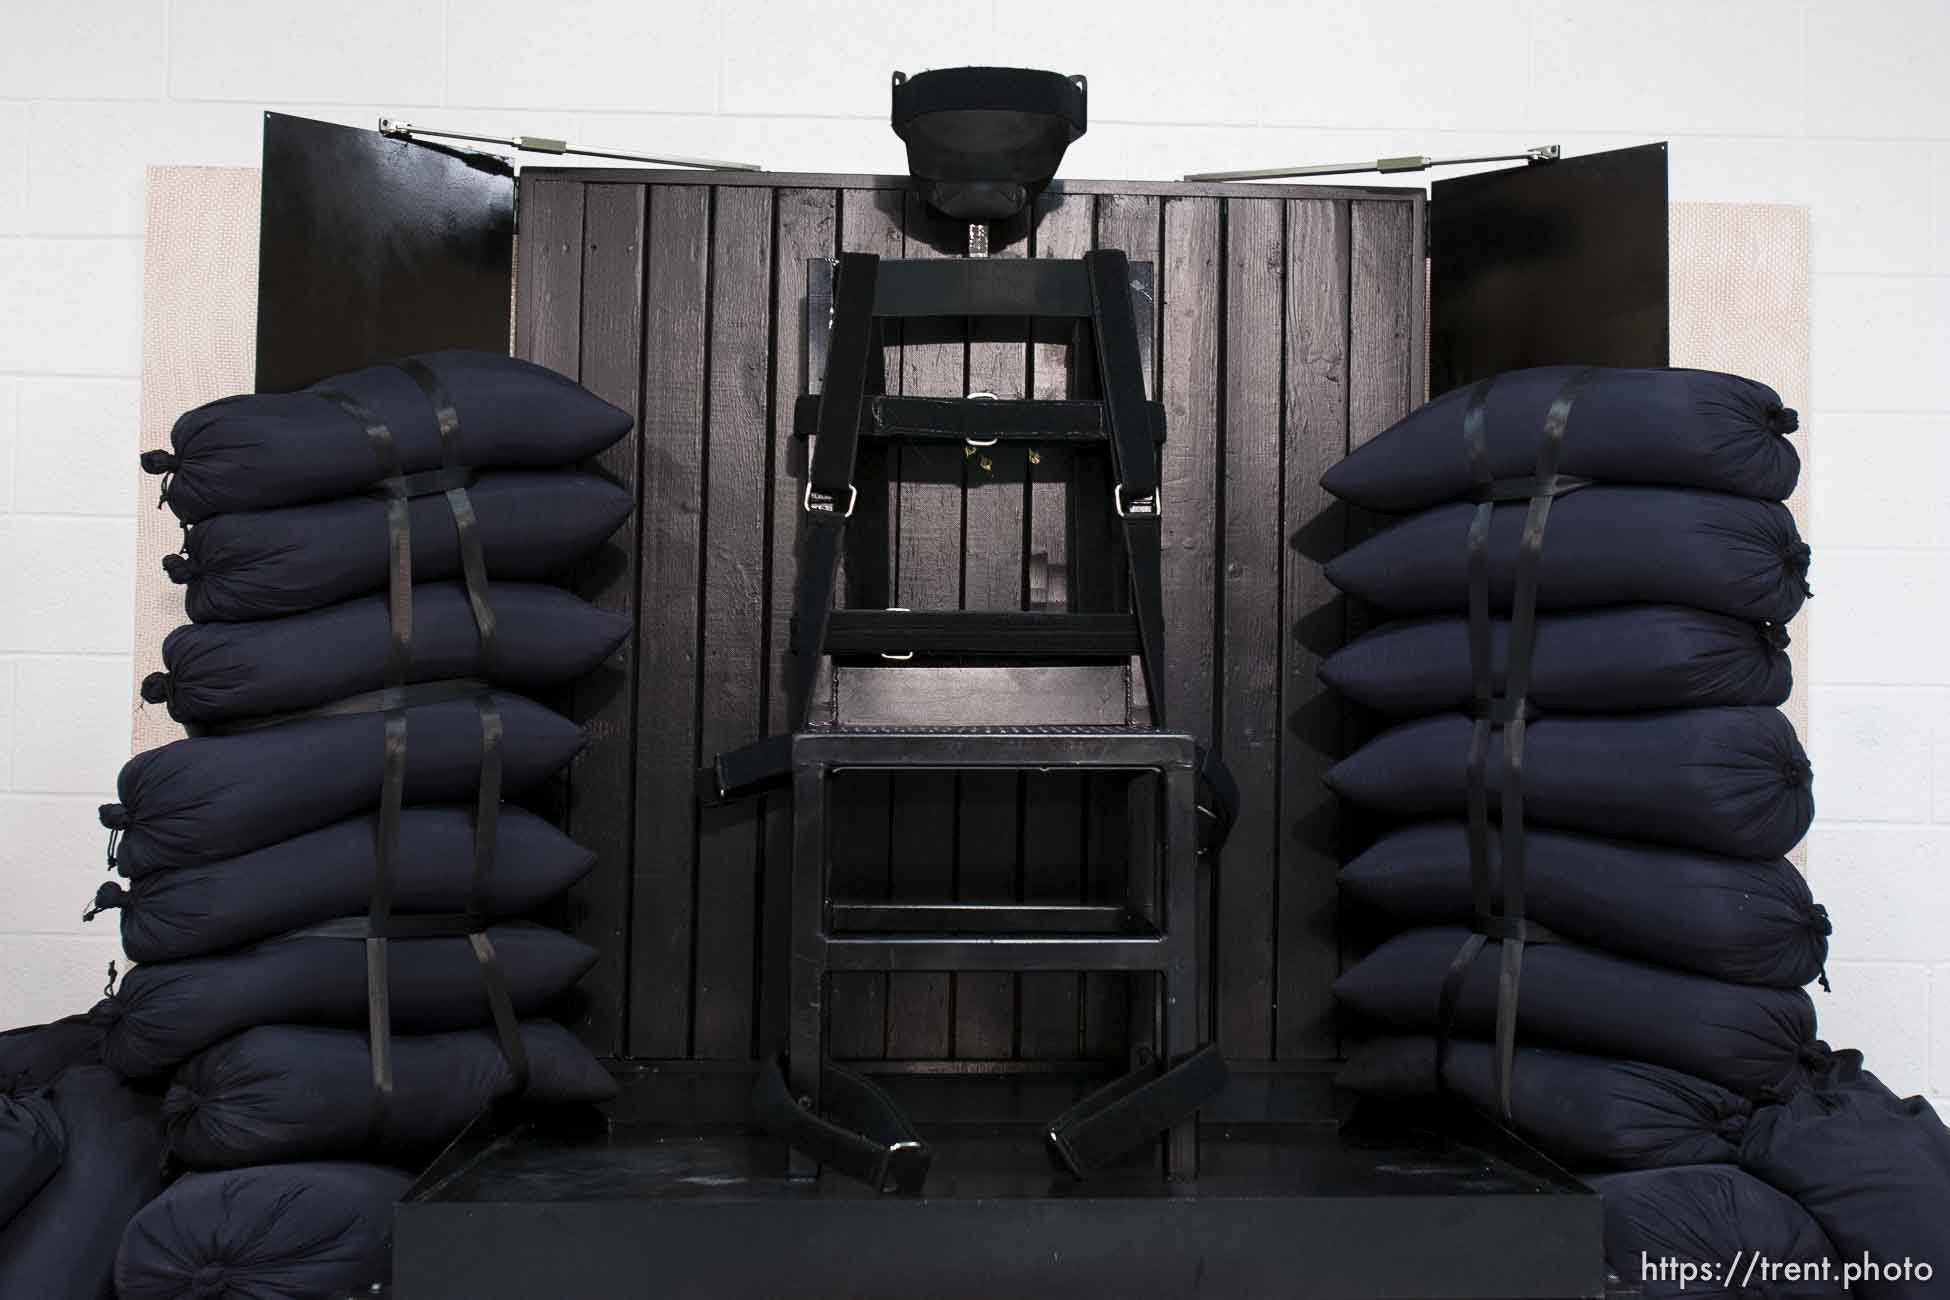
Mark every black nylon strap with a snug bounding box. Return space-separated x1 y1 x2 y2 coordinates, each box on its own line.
753 1054 930 1195
1085 249 1158 504
698 732 794 807
392 358 499 677
1468 473 1592 503
374 464 478 500
319 388 413 685
467 694 527 1093
1045 1044 1229 1177
808 254 881 505
786 515 846 733
366 708 408 1097
198 678 493 735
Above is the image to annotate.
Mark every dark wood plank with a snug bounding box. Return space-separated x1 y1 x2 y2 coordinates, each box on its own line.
628 184 710 1058
884 191 966 1060
758 187 838 1056
565 184 641 1058
1341 199 1420 1024
1159 196 1222 1045
1085 192 1160 1059
694 185 774 1059
826 188 905 1062
1217 198 1285 1062
1276 198 1349 1060
955 216 1030 1060
513 180 584 378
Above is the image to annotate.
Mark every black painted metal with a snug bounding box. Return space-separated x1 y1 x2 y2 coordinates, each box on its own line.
1429 142 1670 396
395 1071 1605 1300
255 113 514 394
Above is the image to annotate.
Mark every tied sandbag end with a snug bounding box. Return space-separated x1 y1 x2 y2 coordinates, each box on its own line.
1769 405 1800 435
139 672 171 706
160 553 193 585
82 881 127 923
138 450 179 475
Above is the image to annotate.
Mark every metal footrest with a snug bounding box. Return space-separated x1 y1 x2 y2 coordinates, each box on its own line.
829 902 1146 934
821 610 1142 659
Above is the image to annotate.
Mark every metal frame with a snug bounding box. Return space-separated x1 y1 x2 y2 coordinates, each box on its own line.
788 728 1203 1180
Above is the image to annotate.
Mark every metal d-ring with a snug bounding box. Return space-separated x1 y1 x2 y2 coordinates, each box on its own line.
964 390 998 447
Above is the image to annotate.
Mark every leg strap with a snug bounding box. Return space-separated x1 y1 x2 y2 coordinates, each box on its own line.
755 1044 1228 1195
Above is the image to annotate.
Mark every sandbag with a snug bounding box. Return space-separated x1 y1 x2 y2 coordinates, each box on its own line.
103 691 584 876
165 1021 617 1169
1325 707 1813 860
0 1065 167 1300
1321 605 1791 717
151 350 632 523
1588 1166 1842 1300
149 581 628 727
100 805 594 962
1334 927 1818 1096
1322 365 1800 511
0 1090 63 1230
0 999 116 1092
102 922 596 1080
166 470 633 622
1326 486 1810 626
1337 1036 1749 1171
115 1161 409 1300
1341 821 1827 987
1739 1051 1950 1299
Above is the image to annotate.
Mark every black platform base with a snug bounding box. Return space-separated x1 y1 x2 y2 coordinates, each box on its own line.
396 1067 1605 1300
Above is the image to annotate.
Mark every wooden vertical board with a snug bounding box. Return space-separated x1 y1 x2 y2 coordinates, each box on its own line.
628 185 710 1057
693 186 774 1059
1276 199 1349 1060
956 215 1029 1060
1217 199 1285 1062
513 180 584 376
1086 192 1160 1057
885 191 966 1060
563 184 642 1057
826 188 905 1061
1159 196 1222 1045
1341 199 1419 989
757 188 838 1055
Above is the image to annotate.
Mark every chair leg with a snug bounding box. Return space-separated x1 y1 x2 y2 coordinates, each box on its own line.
787 759 828 1181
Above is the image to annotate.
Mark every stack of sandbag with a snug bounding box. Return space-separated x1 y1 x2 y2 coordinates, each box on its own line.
0 1004 168 1300
1316 365 1846 1282
66 351 629 1296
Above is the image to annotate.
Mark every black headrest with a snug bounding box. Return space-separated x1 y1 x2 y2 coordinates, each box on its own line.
891 66 1087 223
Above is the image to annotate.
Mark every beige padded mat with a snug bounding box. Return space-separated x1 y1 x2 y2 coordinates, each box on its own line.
1668 202 1812 866
131 166 260 753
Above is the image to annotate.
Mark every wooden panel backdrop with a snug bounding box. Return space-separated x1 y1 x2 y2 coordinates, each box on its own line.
514 170 1425 1069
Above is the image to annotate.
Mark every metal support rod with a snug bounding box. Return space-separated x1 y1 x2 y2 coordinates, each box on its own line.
377 118 762 172
1184 144 1559 183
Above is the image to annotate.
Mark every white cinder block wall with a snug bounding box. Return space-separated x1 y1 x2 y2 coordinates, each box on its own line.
2 0 1946 1110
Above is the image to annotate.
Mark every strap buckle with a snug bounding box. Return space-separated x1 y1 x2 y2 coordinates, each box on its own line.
804 481 858 518
880 606 913 661
877 1139 929 1195
964 389 999 447
1113 483 1161 519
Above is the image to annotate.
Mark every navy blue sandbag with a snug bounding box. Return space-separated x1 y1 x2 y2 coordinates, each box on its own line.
1325 707 1813 860
165 1021 617 1169
1322 365 1800 511
0 1090 63 1230
1337 1036 1749 1171
150 580 628 727
1739 1051 1950 1299
102 921 597 1080
166 470 633 622
1589 1166 1842 1300
1334 927 1818 1096
1321 605 1792 717
0 999 116 1092
150 350 633 523
102 691 584 876
1326 486 1811 625
0 1065 168 1300
100 805 594 962
1341 821 1828 987
115 1161 409 1300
